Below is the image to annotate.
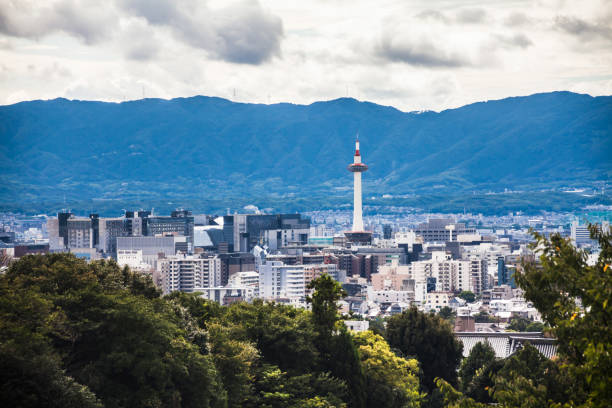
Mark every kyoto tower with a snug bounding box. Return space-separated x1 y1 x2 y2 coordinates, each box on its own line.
345 137 372 244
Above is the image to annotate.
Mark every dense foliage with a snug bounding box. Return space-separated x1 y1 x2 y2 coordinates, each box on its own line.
457 291 475 303
506 316 545 332
0 255 424 407
352 331 422 407
385 306 463 407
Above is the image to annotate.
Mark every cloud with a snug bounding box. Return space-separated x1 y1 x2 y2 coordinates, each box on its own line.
122 0 284 64
416 10 449 23
121 20 160 61
375 35 468 68
455 8 487 24
0 0 284 65
415 8 487 25
554 15 612 42
492 33 533 49
0 0 117 44
504 12 532 27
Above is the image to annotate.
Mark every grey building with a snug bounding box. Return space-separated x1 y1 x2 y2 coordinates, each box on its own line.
415 219 476 242
147 210 194 244
116 236 176 267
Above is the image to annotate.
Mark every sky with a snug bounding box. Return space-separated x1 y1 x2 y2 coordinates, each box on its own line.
1 0 611 111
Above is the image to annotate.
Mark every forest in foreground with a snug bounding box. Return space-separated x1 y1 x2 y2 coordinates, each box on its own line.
0 228 610 408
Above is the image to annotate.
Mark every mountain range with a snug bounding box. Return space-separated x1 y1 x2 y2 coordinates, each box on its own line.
1 91 611 215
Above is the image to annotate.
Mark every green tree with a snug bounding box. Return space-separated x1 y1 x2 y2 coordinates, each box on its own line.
516 226 612 407
0 254 227 408
473 312 496 323
307 274 346 345
438 306 454 323
492 343 570 408
353 330 422 407
506 316 544 332
458 342 495 398
307 275 366 408
385 307 463 393
458 291 476 303
0 283 102 408
220 299 320 374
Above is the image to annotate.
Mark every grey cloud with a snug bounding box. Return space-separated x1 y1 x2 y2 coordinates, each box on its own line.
121 0 283 64
493 33 533 49
455 8 487 24
376 36 468 68
0 0 116 44
121 21 159 61
212 3 283 64
504 12 531 27
415 8 487 25
554 15 612 42
122 0 182 25
416 10 449 23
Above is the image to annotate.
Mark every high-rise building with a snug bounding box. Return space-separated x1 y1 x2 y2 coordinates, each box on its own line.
571 221 592 246
147 210 194 245
259 261 307 302
345 138 372 244
223 213 310 253
383 224 393 240
159 254 221 294
47 212 93 250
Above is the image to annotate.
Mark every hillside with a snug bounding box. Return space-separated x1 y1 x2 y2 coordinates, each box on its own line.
1 91 611 214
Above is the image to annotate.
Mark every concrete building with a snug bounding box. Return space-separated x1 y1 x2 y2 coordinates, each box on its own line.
414 219 476 243
371 260 412 291
98 217 128 255
344 320 370 332
159 254 221 294
425 291 454 311
117 249 151 271
147 210 194 244
571 221 592 246
198 287 255 305
224 213 310 253
47 212 93 250
116 236 176 268
258 261 306 303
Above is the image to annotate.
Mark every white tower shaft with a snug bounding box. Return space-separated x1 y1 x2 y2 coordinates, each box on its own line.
353 171 363 231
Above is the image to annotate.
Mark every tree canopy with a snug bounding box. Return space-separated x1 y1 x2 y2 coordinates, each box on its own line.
385 306 463 394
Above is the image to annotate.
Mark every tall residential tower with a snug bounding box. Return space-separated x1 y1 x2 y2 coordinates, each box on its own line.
345 138 372 244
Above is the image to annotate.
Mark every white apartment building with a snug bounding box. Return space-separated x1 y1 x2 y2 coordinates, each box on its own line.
571 221 592 246
159 254 221 294
228 271 259 298
462 243 511 278
368 289 414 304
258 261 306 302
117 249 151 271
425 291 454 311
